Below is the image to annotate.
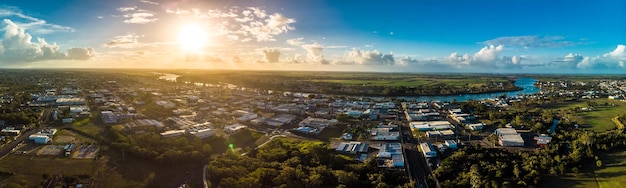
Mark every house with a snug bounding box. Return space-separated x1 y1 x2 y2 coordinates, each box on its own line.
534 134 553 147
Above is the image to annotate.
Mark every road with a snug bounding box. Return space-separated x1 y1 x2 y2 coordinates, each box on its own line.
397 108 430 188
0 128 39 160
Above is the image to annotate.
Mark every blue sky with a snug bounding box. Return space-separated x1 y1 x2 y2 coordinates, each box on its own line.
0 0 625 73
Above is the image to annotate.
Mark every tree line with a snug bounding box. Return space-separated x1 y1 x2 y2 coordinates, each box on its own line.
206 138 411 188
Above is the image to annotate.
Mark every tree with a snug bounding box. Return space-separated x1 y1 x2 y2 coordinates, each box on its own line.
470 164 482 188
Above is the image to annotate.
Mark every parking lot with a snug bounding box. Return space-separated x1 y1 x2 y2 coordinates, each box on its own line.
37 145 63 156
72 144 99 159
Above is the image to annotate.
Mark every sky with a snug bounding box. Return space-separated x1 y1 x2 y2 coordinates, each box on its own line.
0 0 625 73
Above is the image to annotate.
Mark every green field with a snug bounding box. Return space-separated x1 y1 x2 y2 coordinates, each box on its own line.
594 150 626 188
0 155 101 187
541 150 626 188
554 99 626 131
539 174 599 188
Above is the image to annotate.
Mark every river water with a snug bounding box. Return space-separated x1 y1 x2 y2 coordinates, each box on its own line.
398 77 540 102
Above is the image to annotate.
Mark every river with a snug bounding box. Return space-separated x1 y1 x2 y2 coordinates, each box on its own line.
398 77 540 102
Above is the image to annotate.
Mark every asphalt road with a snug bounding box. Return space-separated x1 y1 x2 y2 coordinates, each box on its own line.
397 110 430 188
0 128 39 159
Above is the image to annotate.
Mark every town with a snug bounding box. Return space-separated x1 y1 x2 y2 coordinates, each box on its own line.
1 70 626 188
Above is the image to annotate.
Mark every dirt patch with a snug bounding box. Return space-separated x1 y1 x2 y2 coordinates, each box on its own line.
54 135 77 144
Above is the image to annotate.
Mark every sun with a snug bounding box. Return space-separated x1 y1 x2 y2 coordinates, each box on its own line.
178 24 208 52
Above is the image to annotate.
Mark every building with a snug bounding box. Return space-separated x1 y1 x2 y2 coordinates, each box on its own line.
335 142 369 154
0 128 20 136
495 128 524 147
410 121 454 131
224 124 248 134
467 123 485 131
187 128 215 139
101 111 118 124
28 135 51 144
266 114 297 126
420 142 437 158
160 130 186 137
237 113 258 122
370 128 399 141
126 119 165 131
377 143 404 168
444 140 458 149
534 134 553 147
298 117 338 129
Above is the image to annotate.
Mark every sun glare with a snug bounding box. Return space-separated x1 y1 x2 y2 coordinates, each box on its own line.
178 24 208 52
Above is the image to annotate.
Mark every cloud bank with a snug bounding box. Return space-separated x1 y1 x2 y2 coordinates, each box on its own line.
0 19 95 64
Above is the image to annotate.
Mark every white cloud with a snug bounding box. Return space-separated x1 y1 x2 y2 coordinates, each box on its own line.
0 7 75 34
480 35 587 48
117 7 137 12
103 34 142 48
123 12 158 24
261 48 280 63
302 42 326 64
604 44 626 59
244 13 295 41
117 7 158 24
473 45 504 63
339 49 395 65
248 7 267 18
445 52 471 65
286 38 304 46
0 19 95 63
168 7 295 42
97 16 104 19
67 47 96 60
139 0 159 5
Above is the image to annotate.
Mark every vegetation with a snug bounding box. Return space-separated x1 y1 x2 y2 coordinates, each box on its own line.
171 70 521 96
206 138 411 188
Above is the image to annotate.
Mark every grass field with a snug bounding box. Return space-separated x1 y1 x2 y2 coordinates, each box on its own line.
54 129 98 144
314 124 347 141
594 150 626 188
536 99 626 131
72 123 104 139
0 155 101 187
539 150 626 188
571 99 625 131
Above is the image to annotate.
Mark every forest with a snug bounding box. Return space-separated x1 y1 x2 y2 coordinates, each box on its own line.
206 138 411 188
